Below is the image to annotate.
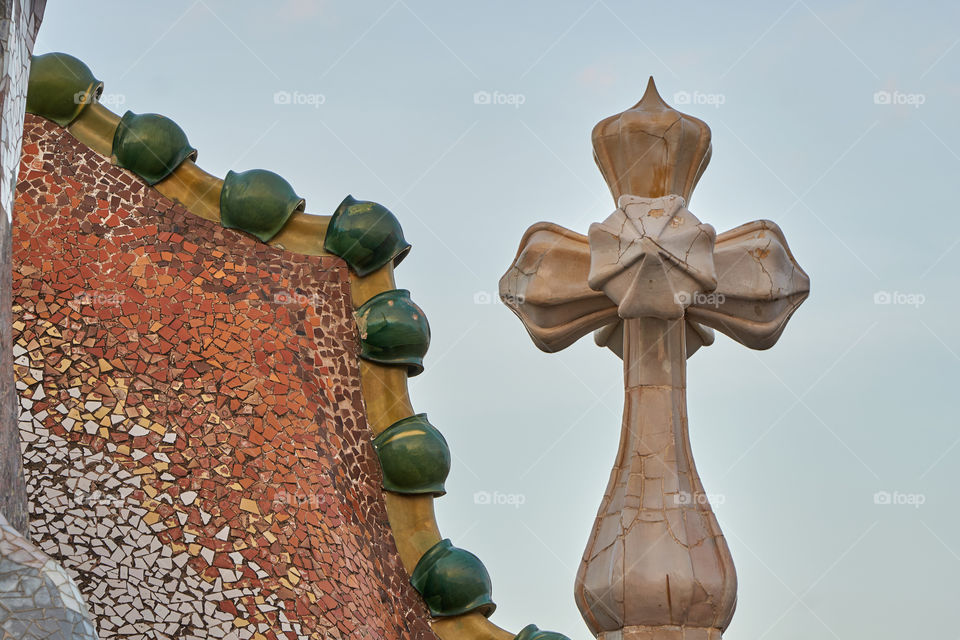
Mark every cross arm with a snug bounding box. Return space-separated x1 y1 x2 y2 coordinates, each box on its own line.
499 212 809 356
689 219 810 350
497 221 617 353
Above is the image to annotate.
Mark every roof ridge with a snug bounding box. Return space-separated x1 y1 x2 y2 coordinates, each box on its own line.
25 51 408 266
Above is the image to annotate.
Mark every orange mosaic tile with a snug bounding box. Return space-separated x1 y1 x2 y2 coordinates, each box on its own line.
13 114 436 640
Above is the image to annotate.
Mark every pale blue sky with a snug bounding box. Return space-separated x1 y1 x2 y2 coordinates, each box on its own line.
36 2 960 638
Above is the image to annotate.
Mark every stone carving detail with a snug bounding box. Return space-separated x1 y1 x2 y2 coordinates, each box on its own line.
500 78 809 640
586 194 717 320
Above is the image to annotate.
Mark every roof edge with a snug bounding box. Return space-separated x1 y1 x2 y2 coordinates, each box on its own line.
62 101 329 250
29 51 327 250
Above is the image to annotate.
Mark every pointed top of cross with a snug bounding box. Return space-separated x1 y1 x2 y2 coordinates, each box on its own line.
592 76 713 206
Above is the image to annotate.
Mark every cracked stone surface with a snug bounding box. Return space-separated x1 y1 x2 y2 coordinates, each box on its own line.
499 196 809 638
573 317 736 636
591 78 712 207
576 199 735 635
0 511 99 640
499 79 810 640
586 194 717 320
499 211 808 361
687 220 810 350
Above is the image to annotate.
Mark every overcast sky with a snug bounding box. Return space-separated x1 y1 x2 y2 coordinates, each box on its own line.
36 2 960 639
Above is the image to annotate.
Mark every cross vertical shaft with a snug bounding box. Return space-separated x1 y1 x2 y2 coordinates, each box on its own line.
576 318 737 639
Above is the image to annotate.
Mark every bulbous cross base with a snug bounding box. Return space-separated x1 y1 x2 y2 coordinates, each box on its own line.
575 319 737 635
599 625 724 640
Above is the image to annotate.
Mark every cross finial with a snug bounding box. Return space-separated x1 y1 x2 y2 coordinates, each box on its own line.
500 80 809 640
592 76 712 204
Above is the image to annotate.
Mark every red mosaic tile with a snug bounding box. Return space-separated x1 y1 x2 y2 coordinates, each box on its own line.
13 114 436 640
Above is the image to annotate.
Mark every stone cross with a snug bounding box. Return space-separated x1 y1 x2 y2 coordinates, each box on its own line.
499 78 810 640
